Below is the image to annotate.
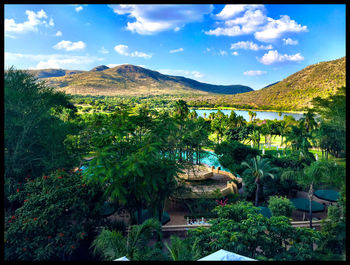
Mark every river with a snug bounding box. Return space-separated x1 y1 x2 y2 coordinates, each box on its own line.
192 109 303 121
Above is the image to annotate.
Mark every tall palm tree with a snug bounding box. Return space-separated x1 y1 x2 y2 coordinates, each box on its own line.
300 161 331 229
173 100 189 121
248 110 253 122
241 156 277 206
236 115 246 128
284 124 311 151
299 109 318 133
91 218 162 261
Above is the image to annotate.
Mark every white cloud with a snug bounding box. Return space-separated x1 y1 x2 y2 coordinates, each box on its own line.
114 44 152 58
205 5 307 43
259 50 304 65
232 51 239 56
169 47 184 53
75 6 83 12
205 5 266 36
53 40 86 51
230 41 273 51
158 68 204 79
55 30 62 36
244 70 267 76
283 37 298 45
255 15 307 42
5 9 54 35
99 46 109 54
109 4 213 35
5 52 103 69
215 4 264 20
219 50 227 56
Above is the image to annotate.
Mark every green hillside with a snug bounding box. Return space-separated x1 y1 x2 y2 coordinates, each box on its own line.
190 57 346 111
27 64 253 96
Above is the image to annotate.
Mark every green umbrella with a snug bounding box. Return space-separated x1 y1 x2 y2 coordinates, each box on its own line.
99 201 117 217
258 206 272 218
314 189 339 202
291 198 324 213
136 209 171 225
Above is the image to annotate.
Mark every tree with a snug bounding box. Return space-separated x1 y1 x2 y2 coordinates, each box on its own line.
299 109 318 133
248 126 261 150
210 110 228 143
187 201 322 260
284 124 311 152
5 169 104 260
215 141 258 175
173 99 189 120
299 161 331 229
311 87 346 158
268 196 295 218
91 218 163 261
5 68 79 209
241 156 277 206
165 235 201 261
248 110 256 122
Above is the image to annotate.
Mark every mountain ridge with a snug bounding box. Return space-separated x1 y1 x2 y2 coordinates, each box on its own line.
187 56 346 111
25 64 253 96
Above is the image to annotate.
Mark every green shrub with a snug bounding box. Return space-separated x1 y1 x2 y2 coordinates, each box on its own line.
268 196 295 218
5 169 105 260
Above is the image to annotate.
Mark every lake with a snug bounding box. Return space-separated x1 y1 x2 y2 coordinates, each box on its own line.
192 109 303 121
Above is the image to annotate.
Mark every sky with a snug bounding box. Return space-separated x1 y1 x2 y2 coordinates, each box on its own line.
4 4 346 90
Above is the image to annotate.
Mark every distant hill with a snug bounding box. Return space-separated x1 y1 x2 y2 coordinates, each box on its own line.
26 64 253 96
192 57 346 111
261 81 279 89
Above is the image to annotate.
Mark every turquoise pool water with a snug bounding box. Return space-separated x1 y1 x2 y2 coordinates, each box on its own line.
200 151 229 172
80 151 229 173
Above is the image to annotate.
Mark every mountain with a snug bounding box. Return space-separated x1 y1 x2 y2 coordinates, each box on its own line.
27 69 85 78
192 57 346 111
26 64 253 96
261 81 279 89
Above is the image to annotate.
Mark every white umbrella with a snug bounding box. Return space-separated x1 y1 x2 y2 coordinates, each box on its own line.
113 256 129 261
198 249 256 261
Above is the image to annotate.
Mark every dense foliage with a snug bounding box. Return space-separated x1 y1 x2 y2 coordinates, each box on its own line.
5 169 104 260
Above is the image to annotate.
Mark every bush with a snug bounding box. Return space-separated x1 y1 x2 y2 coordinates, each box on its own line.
4 169 105 260
268 196 295 218
215 141 259 175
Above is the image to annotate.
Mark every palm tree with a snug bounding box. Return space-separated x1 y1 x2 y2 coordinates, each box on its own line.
248 111 257 122
241 156 277 206
248 128 261 150
299 109 318 133
91 218 162 261
173 100 189 120
165 235 201 261
300 161 331 229
284 124 311 152
236 115 245 127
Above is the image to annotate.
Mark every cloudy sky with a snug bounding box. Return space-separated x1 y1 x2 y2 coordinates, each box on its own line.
5 4 345 90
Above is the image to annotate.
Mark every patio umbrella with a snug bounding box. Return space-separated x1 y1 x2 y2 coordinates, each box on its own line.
291 198 325 213
258 206 272 218
113 256 129 261
198 249 256 261
134 209 171 225
314 189 339 202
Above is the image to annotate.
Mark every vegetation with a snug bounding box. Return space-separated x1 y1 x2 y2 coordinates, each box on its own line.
186 57 345 111
4 68 346 261
268 196 295 218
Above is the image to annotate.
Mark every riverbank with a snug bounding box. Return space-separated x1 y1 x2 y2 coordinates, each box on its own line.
190 107 305 114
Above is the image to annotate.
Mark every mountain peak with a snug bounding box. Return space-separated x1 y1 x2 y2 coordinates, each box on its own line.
90 65 109 72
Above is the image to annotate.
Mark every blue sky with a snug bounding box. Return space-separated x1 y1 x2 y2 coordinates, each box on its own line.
5 4 345 90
